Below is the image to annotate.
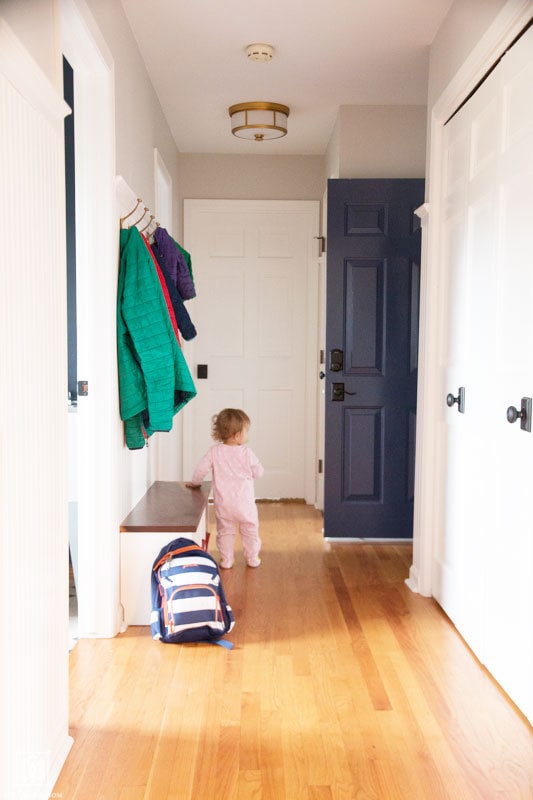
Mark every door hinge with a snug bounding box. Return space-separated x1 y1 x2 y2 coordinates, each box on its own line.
318 459 323 474
314 235 326 254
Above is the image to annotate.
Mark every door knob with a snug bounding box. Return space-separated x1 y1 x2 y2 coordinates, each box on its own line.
319 371 325 380
331 383 357 401
506 397 532 432
446 386 465 414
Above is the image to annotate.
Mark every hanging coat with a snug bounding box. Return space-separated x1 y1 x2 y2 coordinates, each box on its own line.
152 226 196 300
145 234 197 341
117 226 196 449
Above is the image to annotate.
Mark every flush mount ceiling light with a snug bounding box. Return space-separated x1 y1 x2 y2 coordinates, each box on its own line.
228 101 290 141
245 43 274 63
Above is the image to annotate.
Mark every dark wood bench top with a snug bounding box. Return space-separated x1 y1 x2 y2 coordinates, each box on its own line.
120 480 211 533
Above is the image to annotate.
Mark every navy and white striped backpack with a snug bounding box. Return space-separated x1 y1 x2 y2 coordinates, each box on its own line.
150 537 235 646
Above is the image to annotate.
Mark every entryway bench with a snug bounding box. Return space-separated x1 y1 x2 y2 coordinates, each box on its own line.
119 480 211 627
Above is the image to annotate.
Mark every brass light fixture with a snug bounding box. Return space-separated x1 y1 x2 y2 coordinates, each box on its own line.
228 101 290 141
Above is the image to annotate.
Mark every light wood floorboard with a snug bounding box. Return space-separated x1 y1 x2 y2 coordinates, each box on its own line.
54 503 533 799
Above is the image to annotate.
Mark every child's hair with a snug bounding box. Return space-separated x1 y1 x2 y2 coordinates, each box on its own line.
212 408 250 442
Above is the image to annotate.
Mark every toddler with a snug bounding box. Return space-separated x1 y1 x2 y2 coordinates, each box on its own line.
186 409 264 568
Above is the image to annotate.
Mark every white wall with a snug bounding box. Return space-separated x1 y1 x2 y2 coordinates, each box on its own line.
0 0 60 85
423 0 510 196
177 153 325 230
84 0 186 502
325 115 341 179
428 0 508 108
325 104 427 179
85 0 180 231
337 105 427 178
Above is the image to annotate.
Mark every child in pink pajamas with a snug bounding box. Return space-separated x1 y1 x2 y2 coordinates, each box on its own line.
186 409 264 568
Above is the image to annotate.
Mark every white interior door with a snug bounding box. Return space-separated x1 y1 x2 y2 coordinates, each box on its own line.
434 24 533 722
183 200 320 502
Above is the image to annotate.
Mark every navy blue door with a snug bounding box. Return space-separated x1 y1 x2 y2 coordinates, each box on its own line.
324 179 424 538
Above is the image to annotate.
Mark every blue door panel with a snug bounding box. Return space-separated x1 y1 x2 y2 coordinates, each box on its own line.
324 179 424 539
345 260 385 374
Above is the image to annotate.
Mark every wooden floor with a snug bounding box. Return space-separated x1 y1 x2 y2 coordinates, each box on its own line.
54 503 533 799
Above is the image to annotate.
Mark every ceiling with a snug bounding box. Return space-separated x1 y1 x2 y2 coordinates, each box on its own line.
120 0 454 156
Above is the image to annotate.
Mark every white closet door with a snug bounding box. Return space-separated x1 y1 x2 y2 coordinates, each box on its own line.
435 25 533 722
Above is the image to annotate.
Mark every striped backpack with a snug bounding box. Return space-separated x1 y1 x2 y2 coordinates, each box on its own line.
150 537 235 647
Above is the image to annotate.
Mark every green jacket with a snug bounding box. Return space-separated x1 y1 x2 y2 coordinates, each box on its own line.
117 227 196 449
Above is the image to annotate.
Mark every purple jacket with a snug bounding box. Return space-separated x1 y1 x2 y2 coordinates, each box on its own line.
152 227 196 300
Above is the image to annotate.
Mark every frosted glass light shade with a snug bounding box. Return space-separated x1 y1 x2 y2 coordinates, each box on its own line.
228 102 289 141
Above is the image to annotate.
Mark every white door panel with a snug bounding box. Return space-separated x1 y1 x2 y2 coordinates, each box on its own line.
435 25 533 722
183 200 320 501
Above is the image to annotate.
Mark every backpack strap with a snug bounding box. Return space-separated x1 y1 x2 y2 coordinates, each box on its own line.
213 639 234 650
152 543 202 572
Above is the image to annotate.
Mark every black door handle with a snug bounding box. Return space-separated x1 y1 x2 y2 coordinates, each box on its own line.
331 383 357 401
446 386 465 414
507 397 532 432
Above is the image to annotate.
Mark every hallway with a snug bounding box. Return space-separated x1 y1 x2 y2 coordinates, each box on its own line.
54 503 533 799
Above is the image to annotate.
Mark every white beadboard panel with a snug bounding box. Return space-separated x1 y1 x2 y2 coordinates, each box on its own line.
0 27 72 800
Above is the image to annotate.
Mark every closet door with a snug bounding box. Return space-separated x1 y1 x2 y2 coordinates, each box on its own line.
435 24 533 722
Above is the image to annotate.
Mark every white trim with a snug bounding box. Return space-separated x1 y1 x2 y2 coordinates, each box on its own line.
411 0 533 598
409 201 435 597
60 0 113 72
433 0 533 125
304 207 321 505
326 538 413 544
61 0 120 638
0 18 70 122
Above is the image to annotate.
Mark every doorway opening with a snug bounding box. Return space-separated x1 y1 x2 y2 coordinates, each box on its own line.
64 54 78 650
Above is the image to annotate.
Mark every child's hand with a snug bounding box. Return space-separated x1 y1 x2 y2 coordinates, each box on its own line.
185 482 201 489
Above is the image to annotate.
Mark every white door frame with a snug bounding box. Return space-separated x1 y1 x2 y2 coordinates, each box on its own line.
409 0 533 597
183 199 321 506
61 0 122 636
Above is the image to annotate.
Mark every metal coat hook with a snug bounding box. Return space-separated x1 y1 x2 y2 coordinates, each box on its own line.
129 206 149 229
120 197 142 227
139 214 155 234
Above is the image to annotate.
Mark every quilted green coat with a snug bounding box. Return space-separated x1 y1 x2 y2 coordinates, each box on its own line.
117 227 196 449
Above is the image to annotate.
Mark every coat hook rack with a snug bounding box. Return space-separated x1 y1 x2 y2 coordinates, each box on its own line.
120 197 142 227
129 205 149 229
139 214 155 234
